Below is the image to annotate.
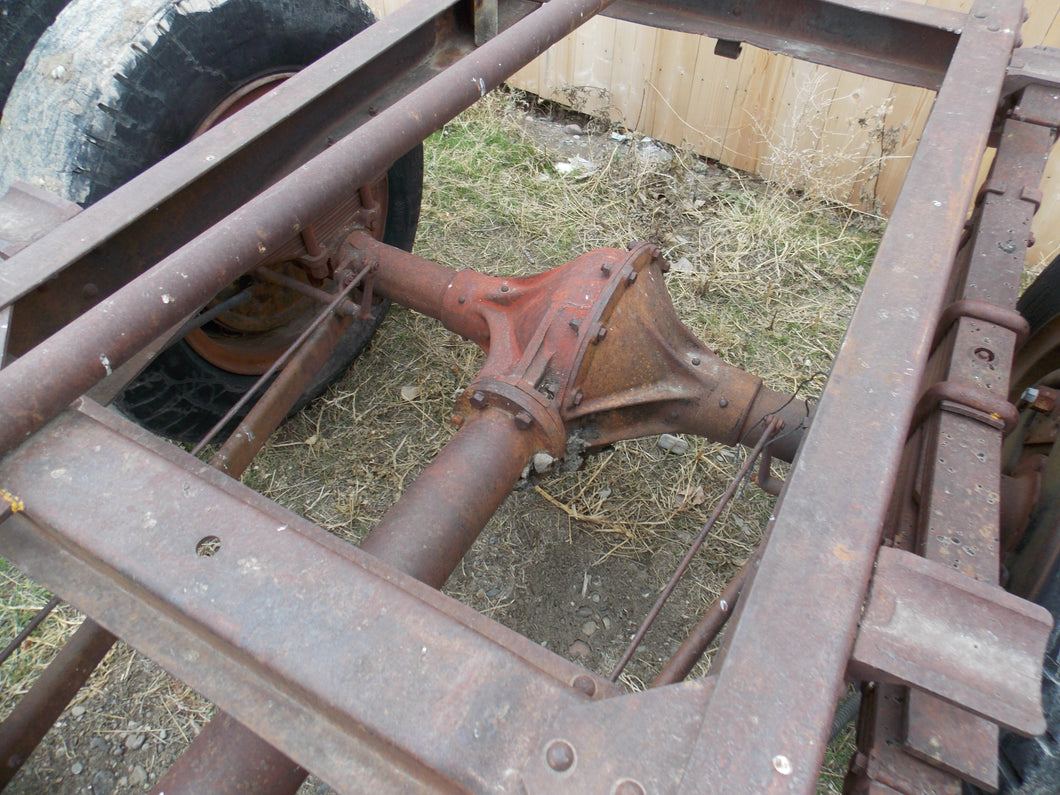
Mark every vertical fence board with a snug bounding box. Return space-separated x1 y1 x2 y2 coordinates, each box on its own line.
365 0 1060 265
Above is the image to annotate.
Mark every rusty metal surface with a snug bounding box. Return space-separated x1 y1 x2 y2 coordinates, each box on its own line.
0 343 325 791
603 0 962 89
850 684 963 795
0 596 59 667
364 234 809 461
849 547 1050 735
611 419 782 682
1006 45 1060 96
652 555 753 687
0 182 80 262
0 618 114 788
208 297 355 476
903 699 997 791
0 0 1056 791
0 0 620 459
0 0 474 350
150 712 306 795
891 83 1060 790
360 406 547 588
665 4 1024 792
191 263 370 456
521 678 718 793
0 401 619 793
153 261 368 791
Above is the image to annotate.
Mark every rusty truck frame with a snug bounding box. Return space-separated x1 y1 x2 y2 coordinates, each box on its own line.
1 0 1059 792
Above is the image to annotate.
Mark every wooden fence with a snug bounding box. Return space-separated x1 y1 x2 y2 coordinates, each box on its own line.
367 1 1060 266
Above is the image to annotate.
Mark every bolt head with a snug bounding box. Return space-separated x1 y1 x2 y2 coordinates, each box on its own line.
470 391 488 409
514 411 533 430
1024 385 1059 414
601 262 612 275
613 780 645 795
627 271 638 285
572 390 584 407
595 326 608 342
546 741 575 772
571 674 596 697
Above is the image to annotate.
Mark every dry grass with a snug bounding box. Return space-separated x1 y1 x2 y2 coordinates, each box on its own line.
757 70 905 210
0 89 879 792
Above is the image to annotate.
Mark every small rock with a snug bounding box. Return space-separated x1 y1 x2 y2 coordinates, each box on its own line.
118 776 129 788
575 606 593 618
582 620 599 637
91 770 116 795
602 616 612 629
637 140 673 166
658 433 689 455
125 733 146 750
304 434 318 446
610 131 629 142
671 256 695 272
568 640 591 660
129 765 148 787
89 737 109 753
563 123 583 135
70 705 86 717
485 588 501 598
71 762 83 775
399 385 421 401
532 452 554 474
553 156 595 175
590 593 600 603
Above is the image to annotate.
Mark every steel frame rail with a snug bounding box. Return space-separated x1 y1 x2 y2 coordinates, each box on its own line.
0 0 1057 792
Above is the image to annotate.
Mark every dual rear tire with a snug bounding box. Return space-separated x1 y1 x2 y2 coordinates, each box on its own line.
0 0 422 441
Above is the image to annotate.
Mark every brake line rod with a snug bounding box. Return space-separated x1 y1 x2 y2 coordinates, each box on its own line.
189 262 370 456
610 417 783 683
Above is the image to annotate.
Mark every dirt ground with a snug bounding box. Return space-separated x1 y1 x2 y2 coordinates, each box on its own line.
1 95 872 793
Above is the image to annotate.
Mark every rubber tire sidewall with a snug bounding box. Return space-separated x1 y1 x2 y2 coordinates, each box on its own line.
986 254 1060 794
0 0 423 442
0 0 70 117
